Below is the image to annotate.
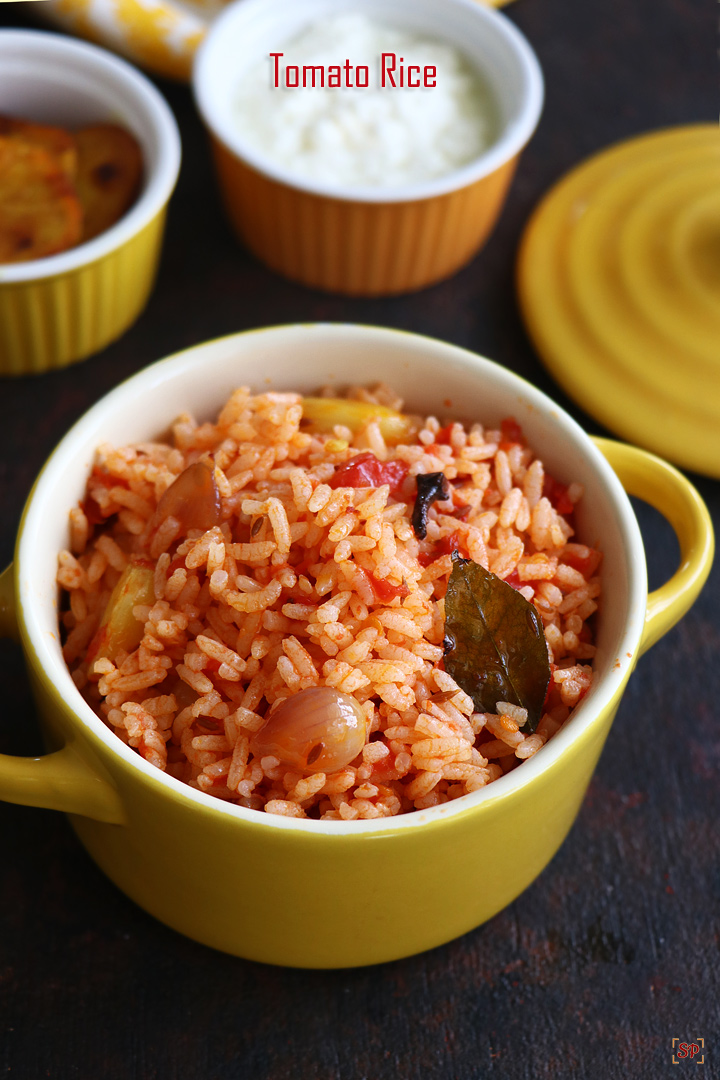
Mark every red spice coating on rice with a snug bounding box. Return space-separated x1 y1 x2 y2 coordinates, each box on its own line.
58 384 602 820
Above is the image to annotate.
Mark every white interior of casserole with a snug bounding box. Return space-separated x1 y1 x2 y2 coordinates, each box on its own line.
17 324 647 833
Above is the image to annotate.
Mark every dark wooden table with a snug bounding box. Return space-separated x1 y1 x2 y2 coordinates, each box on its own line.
1 2 718 1077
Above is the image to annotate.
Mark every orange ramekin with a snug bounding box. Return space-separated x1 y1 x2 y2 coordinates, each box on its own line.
193 0 543 296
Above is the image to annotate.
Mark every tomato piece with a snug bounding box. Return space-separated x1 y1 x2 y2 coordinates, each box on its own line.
353 565 409 602
434 423 454 445
81 494 105 525
367 572 409 603
560 543 602 578
289 554 313 577
543 473 574 516
378 459 409 495
90 468 129 490
417 530 463 568
329 452 408 494
81 469 129 523
436 531 461 558
499 417 525 451
367 759 396 784
503 569 522 591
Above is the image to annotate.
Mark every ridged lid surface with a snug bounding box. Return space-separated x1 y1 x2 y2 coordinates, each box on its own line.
518 124 720 477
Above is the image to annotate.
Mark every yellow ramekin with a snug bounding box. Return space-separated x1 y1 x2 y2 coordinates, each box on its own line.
0 31 181 376
0 325 713 967
193 0 543 296
37 0 516 83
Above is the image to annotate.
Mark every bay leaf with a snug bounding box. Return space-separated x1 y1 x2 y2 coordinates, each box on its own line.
443 553 550 732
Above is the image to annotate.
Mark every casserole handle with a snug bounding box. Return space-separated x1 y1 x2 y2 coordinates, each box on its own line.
593 439 714 658
0 563 126 824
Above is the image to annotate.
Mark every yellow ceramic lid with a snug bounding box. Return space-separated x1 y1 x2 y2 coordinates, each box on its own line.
517 124 720 477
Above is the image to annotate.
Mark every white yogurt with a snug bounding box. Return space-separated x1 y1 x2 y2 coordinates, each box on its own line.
233 14 498 190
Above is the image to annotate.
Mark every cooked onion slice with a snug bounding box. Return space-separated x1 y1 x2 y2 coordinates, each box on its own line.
85 561 155 668
250 686 367 774
152 461 221 537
